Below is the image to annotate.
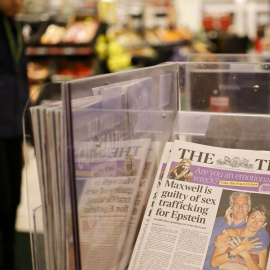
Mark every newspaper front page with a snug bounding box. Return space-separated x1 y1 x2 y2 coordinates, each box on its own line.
75 138 151 270
129 140 270 270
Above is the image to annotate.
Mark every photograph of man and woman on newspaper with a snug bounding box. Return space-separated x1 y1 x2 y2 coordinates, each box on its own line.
203 190 270 270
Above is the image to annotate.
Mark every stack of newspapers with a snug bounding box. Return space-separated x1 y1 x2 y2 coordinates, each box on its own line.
29 72 175 270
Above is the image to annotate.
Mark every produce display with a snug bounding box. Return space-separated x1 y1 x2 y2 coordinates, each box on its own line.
27 61 50 103
40 24 66 45
53 62 93 80
27 61 49 81
40 18 99 45
111 28 146 48
95 34 132 72
25 2 199 81
145 27 193 45
62 19 99 44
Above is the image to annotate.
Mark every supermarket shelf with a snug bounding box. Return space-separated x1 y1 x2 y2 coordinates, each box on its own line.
26 45 93 56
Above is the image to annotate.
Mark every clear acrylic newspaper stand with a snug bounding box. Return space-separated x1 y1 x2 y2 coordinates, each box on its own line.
23 61 270 269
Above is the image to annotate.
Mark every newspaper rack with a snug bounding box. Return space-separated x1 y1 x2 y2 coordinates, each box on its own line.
23 61 270 270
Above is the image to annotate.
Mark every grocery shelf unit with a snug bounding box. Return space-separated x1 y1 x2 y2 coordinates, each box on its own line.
23 61 270 269
18 12 105 96
26 43 96 80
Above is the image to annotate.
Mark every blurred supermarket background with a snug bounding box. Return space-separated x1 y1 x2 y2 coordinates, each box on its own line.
19 0 270 104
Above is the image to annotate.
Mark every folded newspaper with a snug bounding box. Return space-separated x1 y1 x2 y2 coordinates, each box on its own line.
75 138 151 270
128 140 270 270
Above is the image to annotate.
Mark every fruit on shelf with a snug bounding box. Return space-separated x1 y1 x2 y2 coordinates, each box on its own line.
145 27 193 45
52 62 92 81
40 24 66 45
107 53 131 72
27 62 49 81
40 18 98 45
62 19 99 44
95 34 107 59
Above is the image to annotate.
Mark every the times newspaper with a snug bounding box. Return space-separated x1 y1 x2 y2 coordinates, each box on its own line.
75 138 151 270
129 140 270 270
117 141 161 270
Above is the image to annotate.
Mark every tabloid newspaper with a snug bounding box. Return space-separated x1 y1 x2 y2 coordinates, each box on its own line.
128 140 270 270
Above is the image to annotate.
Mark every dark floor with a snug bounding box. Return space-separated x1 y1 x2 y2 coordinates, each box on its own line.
15 232 33 270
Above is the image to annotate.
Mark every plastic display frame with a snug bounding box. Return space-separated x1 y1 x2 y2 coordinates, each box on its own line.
23 61 270 270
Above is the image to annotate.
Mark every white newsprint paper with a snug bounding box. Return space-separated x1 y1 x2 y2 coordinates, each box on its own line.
128 142 173 270
75 138 151 270
128 140 270 270
117 141 161 270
